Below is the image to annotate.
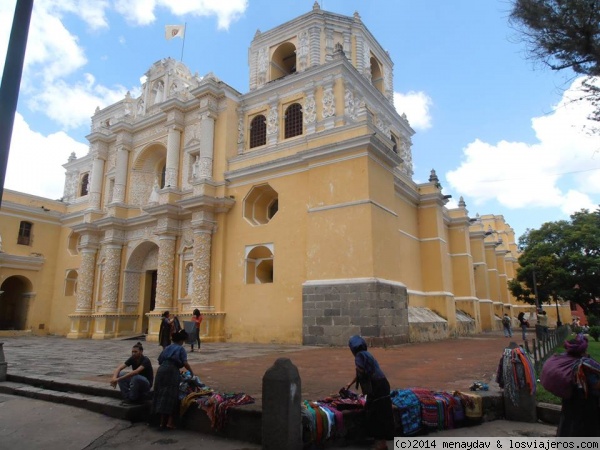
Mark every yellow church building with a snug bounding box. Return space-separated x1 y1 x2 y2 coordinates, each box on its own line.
0 4 569 344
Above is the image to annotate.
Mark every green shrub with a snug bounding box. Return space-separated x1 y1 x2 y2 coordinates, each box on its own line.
589 326 600 342
588 314 600 327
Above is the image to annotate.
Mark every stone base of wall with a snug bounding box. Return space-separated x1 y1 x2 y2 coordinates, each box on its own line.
408 307 448 342
455 310 477 336
302 279 409 347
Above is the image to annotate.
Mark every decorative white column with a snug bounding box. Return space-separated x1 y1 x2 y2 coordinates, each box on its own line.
75 248 97 313
100 244 122 312
192 229 212 308
198 113 215 180
112 145 130 203
155 235 177 310
309 26 321 67
165 126 181 188
89 156 105 210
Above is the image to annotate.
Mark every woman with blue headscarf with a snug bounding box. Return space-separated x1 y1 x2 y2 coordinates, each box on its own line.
346 335 394 450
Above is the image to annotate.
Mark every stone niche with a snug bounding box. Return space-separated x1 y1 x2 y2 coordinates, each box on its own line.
302 279 409 347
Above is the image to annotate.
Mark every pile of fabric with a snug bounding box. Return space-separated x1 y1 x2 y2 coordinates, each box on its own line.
300 387 478 444
301 388 365 445
391 388 472 435
178 372 255 432
496 345 536 405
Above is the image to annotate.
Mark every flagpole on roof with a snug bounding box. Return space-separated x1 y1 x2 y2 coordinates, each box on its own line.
180 23 187 62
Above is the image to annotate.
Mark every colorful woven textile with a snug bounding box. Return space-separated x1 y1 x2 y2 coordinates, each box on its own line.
409 388 439 429
390 389 421 435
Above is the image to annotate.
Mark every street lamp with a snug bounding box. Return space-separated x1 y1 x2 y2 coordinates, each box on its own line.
555 297 562 327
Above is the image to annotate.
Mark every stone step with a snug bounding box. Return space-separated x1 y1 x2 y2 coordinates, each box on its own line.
7 373 122 399
0 380 149 421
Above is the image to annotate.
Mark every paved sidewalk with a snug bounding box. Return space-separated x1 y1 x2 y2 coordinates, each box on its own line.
2 332 517 403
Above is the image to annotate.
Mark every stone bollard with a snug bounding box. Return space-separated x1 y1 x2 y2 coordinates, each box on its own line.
0 342 7 381
262 357 302 450
502 342 537 423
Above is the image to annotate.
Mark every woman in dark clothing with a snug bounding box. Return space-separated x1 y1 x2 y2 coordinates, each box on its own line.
346 335 393 450
158 311 172 349
152 329 194 430
556 334 600 437
190 308 202 352
517 312 529 341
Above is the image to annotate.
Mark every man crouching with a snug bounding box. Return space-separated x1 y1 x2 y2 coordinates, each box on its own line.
110 341 154 404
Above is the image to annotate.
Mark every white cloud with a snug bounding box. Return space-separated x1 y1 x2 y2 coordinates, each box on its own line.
447 77 600 216
394 91 433 131
114 0 248 30
5 113 88 199
28 74 129 130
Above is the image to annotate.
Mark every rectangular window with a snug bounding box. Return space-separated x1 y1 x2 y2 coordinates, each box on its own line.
17 221 33 246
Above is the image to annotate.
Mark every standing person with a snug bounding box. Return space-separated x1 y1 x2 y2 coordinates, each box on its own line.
518 312 529 341
502 313 513 338
110 342 153 404
158 311 172 349
152 329 194 430
538 310 549 341
346 335 393 450
190 308 203 352
555 334 600 437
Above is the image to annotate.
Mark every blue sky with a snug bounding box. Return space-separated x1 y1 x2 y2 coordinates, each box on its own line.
1 0 599 239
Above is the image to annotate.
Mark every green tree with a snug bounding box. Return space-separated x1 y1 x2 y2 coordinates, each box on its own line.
509 0 600 123
510 209 600 314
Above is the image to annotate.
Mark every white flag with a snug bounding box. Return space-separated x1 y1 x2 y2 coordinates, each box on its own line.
165 25 185 40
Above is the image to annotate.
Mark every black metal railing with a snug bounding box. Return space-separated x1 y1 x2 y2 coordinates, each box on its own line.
523 325 570 373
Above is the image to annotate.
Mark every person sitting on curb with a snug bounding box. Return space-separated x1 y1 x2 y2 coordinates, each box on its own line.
110 341 154 404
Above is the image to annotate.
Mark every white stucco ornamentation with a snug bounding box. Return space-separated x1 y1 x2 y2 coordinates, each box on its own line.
257 47 268 86
298 30 309 71
192 231 212 307
322 87 335 118
267 106 278 136
363 43 371 80
63 172 78 202
155 237 176 309
100 245 122 312
384 65 393 102
399 137 414 177
344 89 357 121
76 248 97 312
304 96 316 124
198 157 212 179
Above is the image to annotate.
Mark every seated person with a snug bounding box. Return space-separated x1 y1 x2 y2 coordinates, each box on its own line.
110 341 154 403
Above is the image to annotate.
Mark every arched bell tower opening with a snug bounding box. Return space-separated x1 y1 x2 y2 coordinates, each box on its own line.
271 42 297 81
0 276 33 330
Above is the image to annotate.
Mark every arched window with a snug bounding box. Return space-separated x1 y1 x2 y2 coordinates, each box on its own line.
17 221 33 246
79 173 89 196
370 57 384 94
391 135 398 154
160 164 166 188
245 245 274 284
249 115 267 148
64 270 78 296
284 103 303 139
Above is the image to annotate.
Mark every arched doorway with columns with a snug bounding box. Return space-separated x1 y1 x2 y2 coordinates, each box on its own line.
0 276 33 330
122 240 159 335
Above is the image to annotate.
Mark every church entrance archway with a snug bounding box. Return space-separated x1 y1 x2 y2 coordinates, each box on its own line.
0 276 33 330
123 241 159 335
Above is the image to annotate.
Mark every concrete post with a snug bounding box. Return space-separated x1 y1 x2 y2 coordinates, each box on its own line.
0 342 7 381
502 342 537 423
262 358 302 450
